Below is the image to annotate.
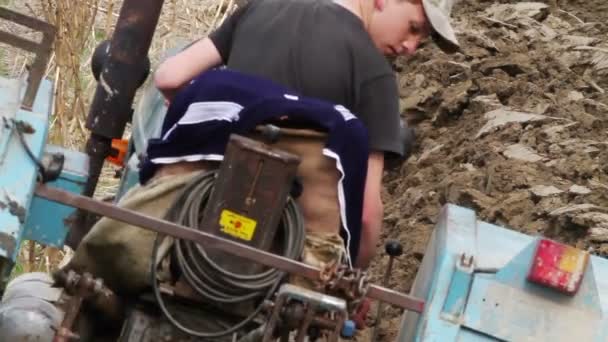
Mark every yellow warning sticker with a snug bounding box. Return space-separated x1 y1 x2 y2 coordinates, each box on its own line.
219 209 257 241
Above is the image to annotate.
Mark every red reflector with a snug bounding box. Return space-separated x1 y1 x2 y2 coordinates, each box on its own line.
527 239 589 295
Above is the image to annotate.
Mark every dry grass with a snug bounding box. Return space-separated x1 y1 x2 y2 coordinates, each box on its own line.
40 0 100 148
2 0 235 277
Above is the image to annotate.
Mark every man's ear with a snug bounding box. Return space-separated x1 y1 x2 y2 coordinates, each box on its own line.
374 0 387 11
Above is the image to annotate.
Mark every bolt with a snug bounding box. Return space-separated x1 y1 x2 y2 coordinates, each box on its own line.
371 240 403 342
459 253 474 268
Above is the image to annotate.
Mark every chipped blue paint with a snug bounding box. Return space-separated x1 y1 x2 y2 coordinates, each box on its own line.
0 78 22 161
0 77 52 279
398 204 608 341
441 257 474 321
24 145 89 247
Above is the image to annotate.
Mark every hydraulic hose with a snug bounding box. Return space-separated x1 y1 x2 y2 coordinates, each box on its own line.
151 170 306 339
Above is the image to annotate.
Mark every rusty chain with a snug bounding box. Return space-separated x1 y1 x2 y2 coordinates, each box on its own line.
318 264 371 315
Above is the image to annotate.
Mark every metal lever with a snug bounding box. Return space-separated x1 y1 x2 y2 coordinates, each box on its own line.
35 184 426 312
371 240 404 342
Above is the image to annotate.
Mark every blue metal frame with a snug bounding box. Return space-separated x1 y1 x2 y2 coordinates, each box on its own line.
0 60 167 283
0 77 53 279
24 145 89 247
398 205 608 341
0 76 91 283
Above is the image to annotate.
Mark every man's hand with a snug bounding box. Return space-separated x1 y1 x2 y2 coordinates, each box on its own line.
356 152 385 269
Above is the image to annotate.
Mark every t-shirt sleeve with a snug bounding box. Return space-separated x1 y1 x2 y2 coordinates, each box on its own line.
208 3 252 63
356 74 404 157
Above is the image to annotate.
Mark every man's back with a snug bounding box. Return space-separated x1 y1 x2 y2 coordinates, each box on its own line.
210 0 403 155
153 0 459 269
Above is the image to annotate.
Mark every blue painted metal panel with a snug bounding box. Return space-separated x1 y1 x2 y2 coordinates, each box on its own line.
399 205 477 341
0 78 21 161
399 204 608 341
475 221 533 271
397 228 438 342
0 77 53 280
464 274 601 341
441 257 474 321
592 256 608 317
24 145 89 247
463 240 604 341
457 328 497 342
493 239 602 315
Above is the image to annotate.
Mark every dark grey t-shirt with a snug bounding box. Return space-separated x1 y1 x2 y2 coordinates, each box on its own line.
209 0 403 156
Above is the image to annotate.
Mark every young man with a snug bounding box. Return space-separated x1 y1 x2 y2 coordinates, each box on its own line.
154 0 459 269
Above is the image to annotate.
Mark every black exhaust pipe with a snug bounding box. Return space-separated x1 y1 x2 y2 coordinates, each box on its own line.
66 0 165 249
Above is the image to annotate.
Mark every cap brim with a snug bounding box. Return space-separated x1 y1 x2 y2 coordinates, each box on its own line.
422 0 460 54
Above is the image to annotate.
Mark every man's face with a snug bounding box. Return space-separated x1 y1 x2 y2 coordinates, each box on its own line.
368 0 431 56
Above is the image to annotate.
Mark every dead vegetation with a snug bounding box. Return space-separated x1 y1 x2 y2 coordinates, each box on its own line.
39 0 100 148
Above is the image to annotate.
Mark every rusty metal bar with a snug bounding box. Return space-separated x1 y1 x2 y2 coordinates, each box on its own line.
0 30 39 51
35 184 426 313
0 6 52 27
0 7 56 110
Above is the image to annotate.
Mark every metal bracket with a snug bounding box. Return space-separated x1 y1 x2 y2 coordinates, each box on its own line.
0 7 56 110
441 253 475 323
262 284 348 342
35 183 427 313
52 270 123 342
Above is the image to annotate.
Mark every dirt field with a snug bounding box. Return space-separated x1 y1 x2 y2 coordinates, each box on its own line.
2 0 607 340
363 1 608 340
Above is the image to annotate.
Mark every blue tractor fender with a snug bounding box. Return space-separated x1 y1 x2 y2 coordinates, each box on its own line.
398 204 608 342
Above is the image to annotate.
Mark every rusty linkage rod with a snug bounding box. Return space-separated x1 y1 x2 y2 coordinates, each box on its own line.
52 270 124 342
0 7 56 110
67 0 165 249
35 184 426 314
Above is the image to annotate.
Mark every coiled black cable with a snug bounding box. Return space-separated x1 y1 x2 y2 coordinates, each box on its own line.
151 170 305 339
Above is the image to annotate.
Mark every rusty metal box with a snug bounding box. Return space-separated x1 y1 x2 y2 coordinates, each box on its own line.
199 134 301 274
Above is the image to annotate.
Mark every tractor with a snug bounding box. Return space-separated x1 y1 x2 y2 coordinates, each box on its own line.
0 3 606 341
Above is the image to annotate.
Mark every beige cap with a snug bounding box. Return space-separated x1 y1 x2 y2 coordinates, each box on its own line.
421 0 460 53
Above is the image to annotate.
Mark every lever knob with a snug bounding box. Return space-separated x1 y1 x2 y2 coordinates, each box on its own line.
384 240 403 257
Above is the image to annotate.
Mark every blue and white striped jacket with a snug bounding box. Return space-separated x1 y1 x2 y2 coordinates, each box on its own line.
140 69 369 266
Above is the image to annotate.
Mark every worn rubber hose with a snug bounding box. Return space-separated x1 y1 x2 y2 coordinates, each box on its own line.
152 170 305 339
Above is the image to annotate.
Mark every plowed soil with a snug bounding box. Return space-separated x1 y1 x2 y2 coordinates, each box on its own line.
363 1 608 340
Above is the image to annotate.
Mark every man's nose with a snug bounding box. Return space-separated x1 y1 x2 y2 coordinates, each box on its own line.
401 39 420 55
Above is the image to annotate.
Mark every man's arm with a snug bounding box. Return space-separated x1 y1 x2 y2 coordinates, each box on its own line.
154 38 223 101
154 3 251 101
356 151 385 269
354 72 402 269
